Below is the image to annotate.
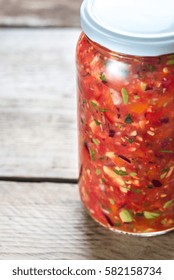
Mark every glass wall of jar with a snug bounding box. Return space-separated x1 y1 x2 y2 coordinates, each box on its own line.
76 32 174 236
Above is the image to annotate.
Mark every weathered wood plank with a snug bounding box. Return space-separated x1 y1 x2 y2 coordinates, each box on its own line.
0 182 174 260
0 0 82 27
0 28 80 179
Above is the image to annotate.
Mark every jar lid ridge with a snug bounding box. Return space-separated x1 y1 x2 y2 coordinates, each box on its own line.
80 0 174 56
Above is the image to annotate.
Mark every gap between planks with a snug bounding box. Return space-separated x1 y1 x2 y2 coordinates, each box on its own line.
0 176 78 184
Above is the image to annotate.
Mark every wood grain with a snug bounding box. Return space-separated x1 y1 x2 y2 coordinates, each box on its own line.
0 28 80 179
0 182 174 260
0 0 82 27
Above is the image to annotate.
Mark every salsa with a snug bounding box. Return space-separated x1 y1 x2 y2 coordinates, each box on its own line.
76 33 174 235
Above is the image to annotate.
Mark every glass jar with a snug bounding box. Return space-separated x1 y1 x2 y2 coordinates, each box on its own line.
76 0 174 236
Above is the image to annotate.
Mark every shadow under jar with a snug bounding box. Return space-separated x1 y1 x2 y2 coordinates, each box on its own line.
76 0 174 236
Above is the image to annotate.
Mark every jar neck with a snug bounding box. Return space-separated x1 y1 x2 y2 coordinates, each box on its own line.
84 33 170 64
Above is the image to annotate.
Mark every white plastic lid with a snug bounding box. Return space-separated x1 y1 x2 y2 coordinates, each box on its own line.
80 0 174 56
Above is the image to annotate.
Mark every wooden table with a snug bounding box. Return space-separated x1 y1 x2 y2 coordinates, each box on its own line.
0 1 174 260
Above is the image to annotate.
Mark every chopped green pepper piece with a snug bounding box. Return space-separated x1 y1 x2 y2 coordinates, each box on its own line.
160 173 166 179
109 199 115 205
163 200 173 209
114 169 128 176
95 169 101 175
91 101 98 108
100 73 107 82
130 172 137 177
121 88 129 104
92 138 99 145
161 219 167 225
94 119 101 126
166 59 174 65
144 211 160 219
119 209 133 223
89 149 95 161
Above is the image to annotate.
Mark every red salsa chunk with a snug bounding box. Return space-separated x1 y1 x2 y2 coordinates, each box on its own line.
76 33 174 235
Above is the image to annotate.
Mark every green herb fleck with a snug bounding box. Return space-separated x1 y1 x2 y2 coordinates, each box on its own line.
94 119 101 126
82 99 87 104
119 209 133 223
99 108 107 112
166 59 174 65
100 73 107 82
114 169 128 176
124 114 133 124
132 189 141 194
144 211 160 219
95 169 101 175
92 138 99 145
160 150 173 153
91 101 98 108
101 178 105 183
115 222 121 227
90 101 107 113
89 149 96 161
147 64 154 72
134 95 140 99
121 88 129 104
109 199 115 205
162 167 170 173
100 156 106 161
163 200 173 209
161 219 167 225
147 184 153 189
160 167 170 179
130 172 137 177
126 137 134 143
